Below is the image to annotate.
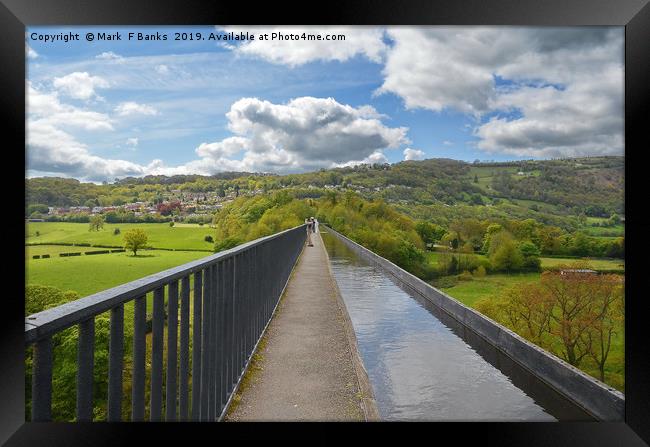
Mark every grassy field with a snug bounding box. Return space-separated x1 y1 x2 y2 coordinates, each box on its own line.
426 250 624 273
540 256 624 272
438 273 540 307
26 222 215 250
27 250 209 298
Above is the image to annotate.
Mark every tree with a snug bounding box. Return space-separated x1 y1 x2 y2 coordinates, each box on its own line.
584 275 624 381
27 203 49 216
123 229 148 256
519 241 542 271
488 230 524 272
88 214 104 232
541 268 599 367
415 221 446 246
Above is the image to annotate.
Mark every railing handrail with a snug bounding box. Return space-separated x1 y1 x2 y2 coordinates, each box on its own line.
25 224 306 344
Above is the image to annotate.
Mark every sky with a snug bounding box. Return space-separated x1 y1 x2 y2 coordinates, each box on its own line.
26 26 624 182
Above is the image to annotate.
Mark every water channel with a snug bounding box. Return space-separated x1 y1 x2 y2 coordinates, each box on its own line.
321 229 592 421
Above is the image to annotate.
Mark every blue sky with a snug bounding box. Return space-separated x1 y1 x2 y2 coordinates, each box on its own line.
26 26 624 182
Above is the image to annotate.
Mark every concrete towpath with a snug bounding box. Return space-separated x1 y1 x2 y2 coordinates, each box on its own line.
225 229 378 421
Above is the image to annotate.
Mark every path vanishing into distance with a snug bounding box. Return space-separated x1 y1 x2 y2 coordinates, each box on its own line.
225 230 379 421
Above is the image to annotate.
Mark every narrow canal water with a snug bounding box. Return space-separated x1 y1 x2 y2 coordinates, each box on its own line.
321 230 592 421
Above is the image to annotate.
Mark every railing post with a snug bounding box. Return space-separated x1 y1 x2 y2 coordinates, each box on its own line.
150 287 164 421
107 305 124 422
166 280 179 421
191 270 203 421
76 317 95 422
216 261 225 414
131 296 146 421
179 276 190 421
31 337 53 422
200 266 211 420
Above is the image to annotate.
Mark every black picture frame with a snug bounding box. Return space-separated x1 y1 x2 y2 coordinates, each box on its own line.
2 0 648 445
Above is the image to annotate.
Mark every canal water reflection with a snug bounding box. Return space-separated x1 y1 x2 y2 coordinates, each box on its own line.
321 230 592 421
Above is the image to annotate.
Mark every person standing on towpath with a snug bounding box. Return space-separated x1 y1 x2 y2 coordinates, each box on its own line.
306 218 314 246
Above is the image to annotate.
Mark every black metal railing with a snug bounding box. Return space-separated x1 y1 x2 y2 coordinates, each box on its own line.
25 225 307 422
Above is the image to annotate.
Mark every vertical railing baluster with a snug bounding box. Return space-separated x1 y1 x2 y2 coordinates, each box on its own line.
215 262 221 416
231 256 237 391
242 251 248 365
150 287 164 421
31 337 53 422
108 304 124 421
179 275 190 421
241 252 247 368
132 296 146 421
247 249 253 359
166 280 179 421
191 270 203 421
208 263 217 421
236 253 242 375
200 266 211 420
76 317 95 422
217 261 225 413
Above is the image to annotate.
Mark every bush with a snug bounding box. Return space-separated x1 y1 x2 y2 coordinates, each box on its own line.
85 250 110 255
473 265 487 277
42 254 50 259
214 237 242 252
458 270 473 281
204 235 214 243
431 276 458 289
113 228 120 235
169 221 175 227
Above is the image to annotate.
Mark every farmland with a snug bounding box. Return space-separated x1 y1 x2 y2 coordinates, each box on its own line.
26 222 215 251
27 249 209 298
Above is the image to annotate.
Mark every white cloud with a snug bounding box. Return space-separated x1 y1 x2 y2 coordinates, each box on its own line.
336 150 389 168
26 83 147 181
28 83 113 131
196 136 249 159
95 51 123 61
403 147 425 160
114 101 159 117
26 44 38 59
442 140 453 146
475 70 624 157
160 96 409 175
52 71 109 100
222 26 387 67
378 26 623 157
221 96 408 171
27 120 147 181
155 64 169 74
126 137 139 147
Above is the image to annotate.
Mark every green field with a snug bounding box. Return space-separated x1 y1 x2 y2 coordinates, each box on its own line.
26 222 215 250
540 256 624 272
27 250 209 298
426 250 624 273
438 273 540 307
